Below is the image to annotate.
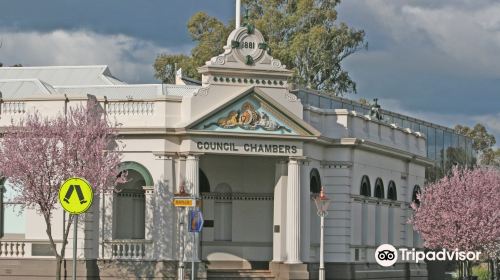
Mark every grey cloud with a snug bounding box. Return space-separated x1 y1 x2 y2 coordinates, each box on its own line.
337 0 500 117
0 0 235 48
0 29 176 83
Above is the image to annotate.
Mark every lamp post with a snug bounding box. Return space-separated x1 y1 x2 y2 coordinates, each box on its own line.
314 187 331 280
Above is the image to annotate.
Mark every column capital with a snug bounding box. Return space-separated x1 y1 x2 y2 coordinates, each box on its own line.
288 156 308 163
103 188 115 195
153 151 180 160
181 152 204 160
143 186 154 194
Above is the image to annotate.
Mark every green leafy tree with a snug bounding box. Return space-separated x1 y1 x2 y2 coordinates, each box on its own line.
154 12 233 84
154 0 367 96
455 124 499 166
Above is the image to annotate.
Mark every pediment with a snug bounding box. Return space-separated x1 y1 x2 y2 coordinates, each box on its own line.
188 88 318 137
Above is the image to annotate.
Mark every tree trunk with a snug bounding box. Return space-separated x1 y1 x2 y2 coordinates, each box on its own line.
490 260 495 280
462 260 470 279
494 259 499 280
56 255 62 280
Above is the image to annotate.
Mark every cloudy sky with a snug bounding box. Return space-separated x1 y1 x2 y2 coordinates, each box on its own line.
0 0 499 143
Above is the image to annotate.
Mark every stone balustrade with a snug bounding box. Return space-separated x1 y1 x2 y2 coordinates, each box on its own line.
103 239 153 260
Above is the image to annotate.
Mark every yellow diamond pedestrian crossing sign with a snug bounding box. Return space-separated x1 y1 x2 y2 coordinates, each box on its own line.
58 177 93 214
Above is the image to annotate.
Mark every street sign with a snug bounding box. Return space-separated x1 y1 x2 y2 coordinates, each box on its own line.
173 198 196 207
58 177 93 214
188 210 204 233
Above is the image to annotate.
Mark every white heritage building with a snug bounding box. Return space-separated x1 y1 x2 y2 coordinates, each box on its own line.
0 24 435 279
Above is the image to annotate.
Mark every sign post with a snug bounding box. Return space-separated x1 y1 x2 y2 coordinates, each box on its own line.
188 209 204 280
58 177 93 280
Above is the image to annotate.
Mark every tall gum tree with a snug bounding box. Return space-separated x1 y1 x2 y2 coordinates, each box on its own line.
154 0 367 96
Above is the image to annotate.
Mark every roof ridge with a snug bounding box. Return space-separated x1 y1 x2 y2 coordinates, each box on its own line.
0 65 108 69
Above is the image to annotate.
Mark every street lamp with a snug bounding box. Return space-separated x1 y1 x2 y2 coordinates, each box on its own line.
314 187 331 280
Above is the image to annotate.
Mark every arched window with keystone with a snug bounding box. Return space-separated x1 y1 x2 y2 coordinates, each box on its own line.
310 168 321 195
360 175 371 197
387 181 397 201
374 178 384 199
412 185 422 206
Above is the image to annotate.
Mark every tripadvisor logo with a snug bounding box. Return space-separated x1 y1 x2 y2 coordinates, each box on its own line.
375 244 481 267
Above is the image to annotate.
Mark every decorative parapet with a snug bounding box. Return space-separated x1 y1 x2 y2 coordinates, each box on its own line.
106 101 154 115
1 102 26 114
198 26 293 88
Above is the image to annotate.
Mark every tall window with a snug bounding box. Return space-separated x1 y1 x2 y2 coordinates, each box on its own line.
113 162 153 240
412 185 421 206
412 185 422 246
310 168 321 194
200 169 210 193
0 179 26 237
374 178 384 199
387 181 397 244
387 181 397 201
0 180 4 238
360 176 371 196
360 176 370 245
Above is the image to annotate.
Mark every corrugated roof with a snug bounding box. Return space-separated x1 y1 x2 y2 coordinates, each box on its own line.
0 79 56 98
0 65 199 99
0 65 124 86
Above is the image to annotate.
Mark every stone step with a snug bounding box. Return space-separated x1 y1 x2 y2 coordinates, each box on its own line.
207 269 275 279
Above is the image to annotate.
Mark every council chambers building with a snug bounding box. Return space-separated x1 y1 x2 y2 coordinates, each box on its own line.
0 22 475 280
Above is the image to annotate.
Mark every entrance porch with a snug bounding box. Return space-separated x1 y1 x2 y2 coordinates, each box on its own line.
192 154 309 279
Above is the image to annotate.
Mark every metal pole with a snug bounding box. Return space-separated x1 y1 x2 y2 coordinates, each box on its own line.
179 208 185 280
319 214 325 280
191 231 195 280
73 215 78 280
235 0 241 28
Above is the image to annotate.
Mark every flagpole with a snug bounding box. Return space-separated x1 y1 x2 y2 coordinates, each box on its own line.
236 0 241 28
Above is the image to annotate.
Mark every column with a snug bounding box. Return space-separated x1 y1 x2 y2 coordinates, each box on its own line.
286 157 302 264
175 156 186 261
185 155 200 197
273 160 287 262
100 188 114 259
185 154 200 261
157 155 177 260
143 186 154 259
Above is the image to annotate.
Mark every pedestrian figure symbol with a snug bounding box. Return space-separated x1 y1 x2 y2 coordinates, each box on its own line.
63 185 88 204
58 178 93 214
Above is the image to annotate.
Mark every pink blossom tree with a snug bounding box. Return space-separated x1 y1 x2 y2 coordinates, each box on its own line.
0 100 124 279
410 167 500 279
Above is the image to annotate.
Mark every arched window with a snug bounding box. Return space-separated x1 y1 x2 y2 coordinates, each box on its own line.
387 181 397 201
374 178 384 199
412 185 421 206
114 161 153 240
387 181 397 243
310 168 321 194
200 169 210 193
360 176 371 196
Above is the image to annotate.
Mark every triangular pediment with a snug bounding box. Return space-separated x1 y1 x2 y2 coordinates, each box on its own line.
188 88 318 137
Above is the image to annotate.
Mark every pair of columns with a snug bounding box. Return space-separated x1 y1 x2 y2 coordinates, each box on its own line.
184 154 303 264
100 185 154 259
